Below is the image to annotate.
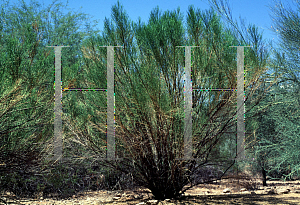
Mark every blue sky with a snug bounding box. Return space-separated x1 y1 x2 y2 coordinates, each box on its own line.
6 0 295 49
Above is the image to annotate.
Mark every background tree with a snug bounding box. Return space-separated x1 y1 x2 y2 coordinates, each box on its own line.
0 0 100 198
242 0 300 184
208 0 300 186
248 0 300 182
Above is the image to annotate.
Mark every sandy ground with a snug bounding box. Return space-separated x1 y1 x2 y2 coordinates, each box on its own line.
1 178 300 204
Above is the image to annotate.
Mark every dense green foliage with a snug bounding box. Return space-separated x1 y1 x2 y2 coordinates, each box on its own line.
0 0 104 199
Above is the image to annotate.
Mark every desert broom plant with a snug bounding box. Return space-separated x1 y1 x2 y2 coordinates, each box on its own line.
61 1 275 200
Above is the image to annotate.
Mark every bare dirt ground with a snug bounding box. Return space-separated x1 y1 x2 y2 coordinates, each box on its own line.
2 177 300 205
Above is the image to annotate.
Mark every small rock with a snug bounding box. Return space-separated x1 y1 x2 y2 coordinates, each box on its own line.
251 191 256 195
146 199 159 205
115 193 122 197
164 199 171 201
112 197 121 200
294 190 300 193
223 188 231 193
40 197 43 200
136 203 146 205
122 193 127 197
72 195 76 198
5 192 11 196
240 188 247 192
257 186 264 190
278 189 290 194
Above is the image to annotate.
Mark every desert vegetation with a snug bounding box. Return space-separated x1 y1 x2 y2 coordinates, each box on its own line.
0 0 299 203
